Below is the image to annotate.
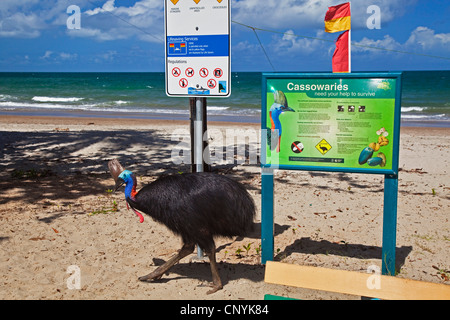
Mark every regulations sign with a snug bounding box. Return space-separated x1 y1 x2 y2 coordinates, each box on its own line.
261 73 402 175
165 0 231 97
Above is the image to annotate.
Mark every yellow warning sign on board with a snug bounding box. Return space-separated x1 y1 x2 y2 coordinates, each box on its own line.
315 139 332 155
170 0 179 5
193 0 201 4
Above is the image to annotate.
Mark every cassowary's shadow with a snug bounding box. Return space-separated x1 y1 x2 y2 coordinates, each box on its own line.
147 258 265 287
233 222 290 241
209 222 290 252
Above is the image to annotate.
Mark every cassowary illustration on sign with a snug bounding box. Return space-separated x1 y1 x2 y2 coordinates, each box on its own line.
267 90 295 152
108 159 255 294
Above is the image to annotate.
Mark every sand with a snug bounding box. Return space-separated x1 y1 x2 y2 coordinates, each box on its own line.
0 115 448 300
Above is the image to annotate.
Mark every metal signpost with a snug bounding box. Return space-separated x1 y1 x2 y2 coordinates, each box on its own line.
165 0 231 259
261 73 402 276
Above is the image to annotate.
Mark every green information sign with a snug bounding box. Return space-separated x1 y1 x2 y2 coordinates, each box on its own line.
262 73 402 175
260 73 403 274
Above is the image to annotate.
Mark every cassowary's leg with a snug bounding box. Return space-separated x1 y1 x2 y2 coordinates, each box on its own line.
203 242 223 295
138 242 195 282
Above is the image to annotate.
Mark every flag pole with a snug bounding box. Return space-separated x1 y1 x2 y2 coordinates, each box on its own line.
348 1 352 73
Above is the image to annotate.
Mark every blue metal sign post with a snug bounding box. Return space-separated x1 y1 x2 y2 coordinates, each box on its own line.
382 174 399 275
261 73 402 276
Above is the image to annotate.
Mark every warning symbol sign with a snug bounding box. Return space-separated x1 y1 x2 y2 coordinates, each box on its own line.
315 139 331 155
179 78 188 88
213 68 223 78
291 141 304 153
199 68 208 78
207 79 216 89
172 67 181 77
185 68 194 77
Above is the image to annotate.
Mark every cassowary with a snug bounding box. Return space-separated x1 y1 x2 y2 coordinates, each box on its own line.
267 90 295 152
108 159 255 294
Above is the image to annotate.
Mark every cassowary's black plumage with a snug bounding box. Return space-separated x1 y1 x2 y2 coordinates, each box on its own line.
130 173 255 248
108 159 255 294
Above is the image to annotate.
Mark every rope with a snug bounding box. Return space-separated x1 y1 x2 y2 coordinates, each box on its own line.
251 27 276 71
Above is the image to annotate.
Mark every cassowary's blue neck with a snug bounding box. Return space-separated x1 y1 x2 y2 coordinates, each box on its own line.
270 107 283 135
119 171 144 223
123 174 138 201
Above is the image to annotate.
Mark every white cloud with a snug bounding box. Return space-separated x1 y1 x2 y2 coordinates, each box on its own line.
66 27 128 41
59 52 78 60
0 0 163 42
353 35 401 53
0 12 43 38
85 0 116 16
353 26 450 55
274 29 326 55
231 0 418 30
406 26 450 51
39 50 78 61
234 40 259 52
349 0 418 29
41 50 53 59
232 0 326 30
97 50 118 62
80 0 164 42
0 0 40 12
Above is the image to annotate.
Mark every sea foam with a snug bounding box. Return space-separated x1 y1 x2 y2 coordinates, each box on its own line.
32 96 84 103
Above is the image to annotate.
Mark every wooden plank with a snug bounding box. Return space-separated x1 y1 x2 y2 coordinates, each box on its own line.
265 261 450 300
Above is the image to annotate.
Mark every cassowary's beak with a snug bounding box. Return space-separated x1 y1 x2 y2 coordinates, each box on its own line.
283 106 295 112
114 177 125 192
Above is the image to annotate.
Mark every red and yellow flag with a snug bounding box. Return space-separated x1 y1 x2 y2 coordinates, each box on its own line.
324 2 351 33
332 30 349 72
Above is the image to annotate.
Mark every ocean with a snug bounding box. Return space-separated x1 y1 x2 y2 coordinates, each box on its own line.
0 71 448 126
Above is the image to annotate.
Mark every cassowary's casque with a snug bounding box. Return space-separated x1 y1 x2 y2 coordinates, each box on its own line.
267 90 295 152
108 159 255 294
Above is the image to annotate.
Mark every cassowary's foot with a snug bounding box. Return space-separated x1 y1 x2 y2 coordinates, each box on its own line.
139 242 195 283
138 271 163 282
198 280 223 295
206 282 223 295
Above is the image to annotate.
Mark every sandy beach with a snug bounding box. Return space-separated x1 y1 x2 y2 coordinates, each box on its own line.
0 114 448 300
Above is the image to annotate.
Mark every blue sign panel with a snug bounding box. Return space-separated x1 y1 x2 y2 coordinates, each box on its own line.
167 35 229 57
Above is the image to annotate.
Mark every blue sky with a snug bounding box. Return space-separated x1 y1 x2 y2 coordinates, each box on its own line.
0 0 449 72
